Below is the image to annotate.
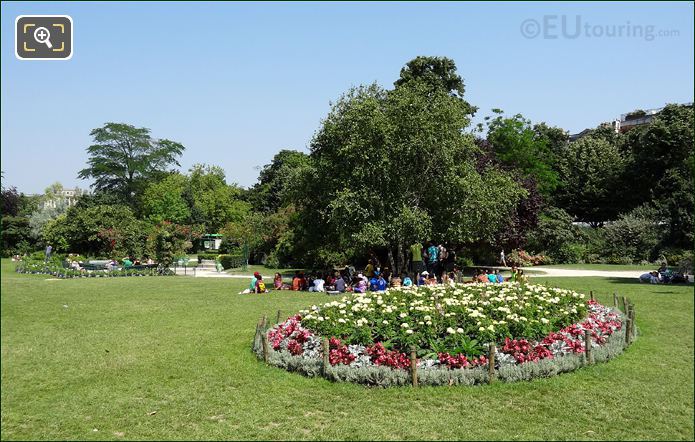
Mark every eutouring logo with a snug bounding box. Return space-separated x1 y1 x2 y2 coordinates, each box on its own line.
520 15 679 41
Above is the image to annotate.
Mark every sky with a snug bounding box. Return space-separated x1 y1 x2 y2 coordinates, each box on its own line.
1 1 693 194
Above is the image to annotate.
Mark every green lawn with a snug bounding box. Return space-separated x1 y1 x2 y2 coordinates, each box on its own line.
2 259 693 440
224 264 304 277
534 263 660 271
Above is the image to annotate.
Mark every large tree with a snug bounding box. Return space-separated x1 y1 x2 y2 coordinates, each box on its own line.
299 67 525 271
484 111 560 196
78 123 185 199
555 136 626 225
622 103 694 248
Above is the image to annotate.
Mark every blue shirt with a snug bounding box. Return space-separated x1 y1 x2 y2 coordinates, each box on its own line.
402 277 413 287
376 278 387 291
427 246 439 263
487 274 497 283
496 274 504 283
369 277 380 291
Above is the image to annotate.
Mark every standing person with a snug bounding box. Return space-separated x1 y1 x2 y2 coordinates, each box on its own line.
500 250 507 267
426 242 439 277
410 242 424 275
44 244 53 262
438 243 448 281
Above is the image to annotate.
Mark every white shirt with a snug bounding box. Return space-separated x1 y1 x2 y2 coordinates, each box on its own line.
313 278 325 292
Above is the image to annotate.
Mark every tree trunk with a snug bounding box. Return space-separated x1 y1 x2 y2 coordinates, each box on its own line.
397 245 406 276
387 248 396 278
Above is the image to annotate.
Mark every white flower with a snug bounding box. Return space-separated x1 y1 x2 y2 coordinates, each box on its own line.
338 318 346 323
456 327 464 334
399 312 408 318
447 327 456 334
541 318 550 324
424 315 431 321
426 321 432 326
405 329 414 334
401 323 410 328
479 327 485 332
382 320 389 325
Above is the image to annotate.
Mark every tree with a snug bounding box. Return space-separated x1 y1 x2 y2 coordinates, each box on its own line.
300 74 525 272
485 112 559 195
78 123 185 199
622 104 694 248
1 186 21 216
186 164 250 232
247 150 310 212
555 136 626 225
48 204 148 256
141 173 191 224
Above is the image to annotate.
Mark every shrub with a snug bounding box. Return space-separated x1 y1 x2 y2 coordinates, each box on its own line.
555 243 587 264
197 253 219 261
602 206 660 263
264 252 280 269
219 254 245 270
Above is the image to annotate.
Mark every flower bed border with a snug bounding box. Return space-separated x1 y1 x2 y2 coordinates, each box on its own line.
252 294 637 388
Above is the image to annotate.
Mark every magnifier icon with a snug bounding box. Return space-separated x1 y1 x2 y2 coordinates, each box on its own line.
33 26 53 49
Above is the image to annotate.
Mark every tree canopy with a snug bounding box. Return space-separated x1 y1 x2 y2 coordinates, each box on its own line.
78 123 185 199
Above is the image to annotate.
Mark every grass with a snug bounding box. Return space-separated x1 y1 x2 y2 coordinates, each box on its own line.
534 263 662 271
224 264 304 277
1 259 693 440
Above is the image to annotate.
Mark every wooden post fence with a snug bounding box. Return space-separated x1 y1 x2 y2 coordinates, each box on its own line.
624 309 632 346
629 306 636 342
621 296 627 314
487 343 496 384
275 310 282 324
262 331 270 363
409 346 418 387
322 338 330 376
584 329 593 365
613 292 618 307
590 290 594 301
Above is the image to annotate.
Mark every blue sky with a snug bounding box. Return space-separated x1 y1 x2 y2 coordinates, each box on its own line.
2 1 693 194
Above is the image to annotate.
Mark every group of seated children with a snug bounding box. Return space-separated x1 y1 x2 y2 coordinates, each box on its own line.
240 265 528 295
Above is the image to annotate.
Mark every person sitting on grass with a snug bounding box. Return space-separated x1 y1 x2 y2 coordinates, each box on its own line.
291 271 302 291
402 273 413 287
418 271 428 286
354 275 367 293
476 269 488 283
426 274 438 286
334 274 346 293
309 275 325 292
255 275 268 293
495 269 504 283
369 271 381 292
639 271 659 284
239 272 260 294
122 256 133 268
390 274 402 288
487 269 498 283
274 273 284 290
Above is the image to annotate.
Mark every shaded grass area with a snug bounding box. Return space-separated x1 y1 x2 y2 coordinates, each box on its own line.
2 259 693 440
535 263 664 271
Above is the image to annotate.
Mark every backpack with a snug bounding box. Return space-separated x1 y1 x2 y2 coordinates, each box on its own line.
257 281 266 292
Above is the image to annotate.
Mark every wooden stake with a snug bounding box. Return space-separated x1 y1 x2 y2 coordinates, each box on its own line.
624 313 632 346
629 306 636 341
487 343 496 384
590 290 594 301
322 338 330 376
410 346 418 387
261 314 268 331
584 329 593 365
262 331 270 363
613 292 618 307
621 296 627 313
275 310 282 324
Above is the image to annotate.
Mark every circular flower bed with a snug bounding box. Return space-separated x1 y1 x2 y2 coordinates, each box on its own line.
255 282 628 387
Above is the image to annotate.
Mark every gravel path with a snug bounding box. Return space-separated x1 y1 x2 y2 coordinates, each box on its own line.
186 267 649 280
